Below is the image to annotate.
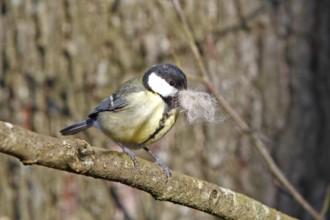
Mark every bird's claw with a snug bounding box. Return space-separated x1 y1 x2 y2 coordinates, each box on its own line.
121 146 137 167
155 157 172 178
143 147 171 178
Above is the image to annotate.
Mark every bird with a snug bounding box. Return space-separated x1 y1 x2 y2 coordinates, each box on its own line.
60 64 187 177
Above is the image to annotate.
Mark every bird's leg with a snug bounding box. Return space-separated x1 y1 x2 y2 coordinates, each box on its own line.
118 144 137 166
143 147 171 178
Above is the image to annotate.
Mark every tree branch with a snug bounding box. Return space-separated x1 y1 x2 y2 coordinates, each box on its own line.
0 121 295 220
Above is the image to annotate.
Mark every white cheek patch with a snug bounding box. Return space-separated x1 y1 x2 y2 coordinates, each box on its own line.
148 72 178 97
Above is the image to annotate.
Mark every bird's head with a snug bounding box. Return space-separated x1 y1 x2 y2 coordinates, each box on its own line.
143 64 187 99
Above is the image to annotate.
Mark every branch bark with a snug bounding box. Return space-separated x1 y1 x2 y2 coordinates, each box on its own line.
0 121 295 220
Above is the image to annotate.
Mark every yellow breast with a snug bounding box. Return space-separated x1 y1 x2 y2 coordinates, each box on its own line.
97 91 178 149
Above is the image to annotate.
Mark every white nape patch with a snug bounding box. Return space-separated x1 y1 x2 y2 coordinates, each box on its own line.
148 72 178 97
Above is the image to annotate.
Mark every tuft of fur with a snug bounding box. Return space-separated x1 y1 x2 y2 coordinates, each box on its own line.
178 90 219 124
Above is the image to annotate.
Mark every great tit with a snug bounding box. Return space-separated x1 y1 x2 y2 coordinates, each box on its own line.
60 64 187 177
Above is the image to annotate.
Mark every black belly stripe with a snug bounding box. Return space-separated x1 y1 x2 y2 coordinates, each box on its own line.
141 107 172 145
141 95 178 145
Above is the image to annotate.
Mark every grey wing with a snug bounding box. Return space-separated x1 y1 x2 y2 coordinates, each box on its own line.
88 95 128 118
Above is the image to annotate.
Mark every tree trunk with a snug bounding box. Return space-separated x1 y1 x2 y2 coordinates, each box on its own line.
275 0 330 219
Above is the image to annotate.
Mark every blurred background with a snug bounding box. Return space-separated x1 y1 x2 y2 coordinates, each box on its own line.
0 0 329 219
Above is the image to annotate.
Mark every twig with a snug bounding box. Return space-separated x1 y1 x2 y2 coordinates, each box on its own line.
170 1 322 219
0 121 296 220
320 185 330 218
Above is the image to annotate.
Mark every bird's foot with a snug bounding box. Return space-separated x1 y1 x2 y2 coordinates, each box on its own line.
143 147 171 178
120 145 137 167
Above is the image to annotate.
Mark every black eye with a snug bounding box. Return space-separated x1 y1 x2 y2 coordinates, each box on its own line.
169 80 175 86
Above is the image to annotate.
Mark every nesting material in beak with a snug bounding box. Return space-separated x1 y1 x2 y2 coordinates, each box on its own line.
178 90 218 124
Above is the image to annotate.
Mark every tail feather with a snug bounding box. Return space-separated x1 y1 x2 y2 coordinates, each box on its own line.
60 119 94 135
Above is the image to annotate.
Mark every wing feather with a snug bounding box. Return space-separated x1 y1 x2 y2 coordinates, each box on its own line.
88 77 143 118
88 95 128 118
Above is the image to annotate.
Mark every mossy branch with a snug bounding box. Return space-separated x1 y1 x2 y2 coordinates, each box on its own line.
0 121 296 220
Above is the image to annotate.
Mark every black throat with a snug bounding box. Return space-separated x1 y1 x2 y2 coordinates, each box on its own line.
162 95 178 110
